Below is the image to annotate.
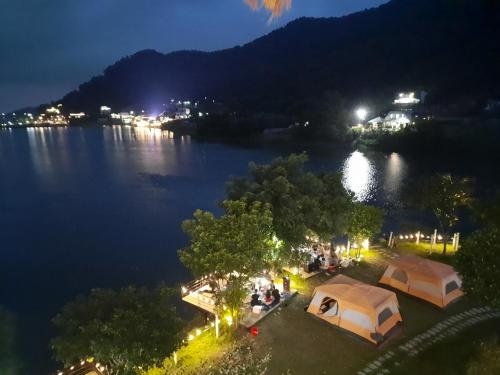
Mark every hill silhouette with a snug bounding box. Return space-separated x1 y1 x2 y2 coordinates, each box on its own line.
60 0 500 115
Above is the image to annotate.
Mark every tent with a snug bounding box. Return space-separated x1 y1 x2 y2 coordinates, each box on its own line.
307 275 402 344
379 255 463 308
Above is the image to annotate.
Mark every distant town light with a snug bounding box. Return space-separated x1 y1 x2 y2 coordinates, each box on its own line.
394 92 420 105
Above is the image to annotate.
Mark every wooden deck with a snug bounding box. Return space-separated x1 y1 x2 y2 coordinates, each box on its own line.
240 291 298 328
182 291 217 314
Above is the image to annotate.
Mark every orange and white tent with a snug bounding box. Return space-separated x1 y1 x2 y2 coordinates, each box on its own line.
379 255 463 308
307 275 402 344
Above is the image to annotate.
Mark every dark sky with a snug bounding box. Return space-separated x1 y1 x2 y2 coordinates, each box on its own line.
0 0 386 113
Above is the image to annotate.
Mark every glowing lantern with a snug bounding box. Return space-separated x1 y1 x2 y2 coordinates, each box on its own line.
250 326 259 336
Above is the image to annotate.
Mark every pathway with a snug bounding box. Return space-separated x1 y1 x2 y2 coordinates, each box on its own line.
357 306 500 375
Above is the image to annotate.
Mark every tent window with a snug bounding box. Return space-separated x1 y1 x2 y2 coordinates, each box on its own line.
378 308 393 326
319 297 338 315
445 281 459 295
391 268 408 283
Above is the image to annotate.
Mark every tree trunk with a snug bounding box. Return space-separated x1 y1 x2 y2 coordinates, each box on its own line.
442 234 448 255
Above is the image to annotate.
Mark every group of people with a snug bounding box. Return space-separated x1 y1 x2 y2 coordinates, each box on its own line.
306 244 340 273
250 283 281 311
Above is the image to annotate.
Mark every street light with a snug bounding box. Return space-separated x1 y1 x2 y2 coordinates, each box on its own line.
355 107 368 122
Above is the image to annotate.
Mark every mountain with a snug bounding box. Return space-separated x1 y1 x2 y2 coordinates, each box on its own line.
60 0 500 115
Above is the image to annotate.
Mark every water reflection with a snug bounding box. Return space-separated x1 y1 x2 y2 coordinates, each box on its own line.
382 152 407 206
341 151 376 201
103 126 193 183
26 127 70 190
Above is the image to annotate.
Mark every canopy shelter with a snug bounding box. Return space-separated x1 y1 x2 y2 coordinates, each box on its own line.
379 255 463 308
307 275 402 344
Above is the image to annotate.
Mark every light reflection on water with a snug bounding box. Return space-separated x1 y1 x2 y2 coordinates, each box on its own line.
382 152 408 206
341 151 376 201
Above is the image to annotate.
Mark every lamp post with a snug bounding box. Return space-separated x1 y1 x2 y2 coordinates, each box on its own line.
355 107 368 123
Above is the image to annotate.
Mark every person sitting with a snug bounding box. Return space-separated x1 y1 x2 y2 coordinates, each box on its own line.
251 289 262 306
271 288 281 306
264 290 273 304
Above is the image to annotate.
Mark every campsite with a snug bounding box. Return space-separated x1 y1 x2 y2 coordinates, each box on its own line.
251 246 498 375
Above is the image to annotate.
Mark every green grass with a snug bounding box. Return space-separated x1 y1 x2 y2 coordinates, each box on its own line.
394 242 457 262
252 252 480 375
391 318 500 375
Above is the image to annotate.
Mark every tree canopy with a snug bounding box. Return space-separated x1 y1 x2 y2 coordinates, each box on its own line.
226 153 352 253
52 287 184 375
179 200 275 324
455 227 500 308
409 174 471 254
346 202 384 247
179 200 274 280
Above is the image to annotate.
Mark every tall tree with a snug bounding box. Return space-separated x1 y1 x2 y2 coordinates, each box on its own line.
410 174 472 254
346 202 384 255
179 200 275 326
52 287 184 375
455 227 500 309
226 153 352 264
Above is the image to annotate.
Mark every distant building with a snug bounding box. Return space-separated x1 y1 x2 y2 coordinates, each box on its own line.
100 106 112 116
69 112 86 119
383 111 412 131
367 116 384 129
394 92 422 105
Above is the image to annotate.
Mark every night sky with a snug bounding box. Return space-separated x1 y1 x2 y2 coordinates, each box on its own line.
0 0 386 113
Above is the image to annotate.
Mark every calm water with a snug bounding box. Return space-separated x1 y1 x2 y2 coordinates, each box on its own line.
0 126 497 372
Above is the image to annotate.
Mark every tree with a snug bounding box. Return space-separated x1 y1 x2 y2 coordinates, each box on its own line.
346 202 384 256
226 153 352 266
466 338 500 375
294 91 352 142
410 174 472 254
455 227 500 308
179 200 275 326
0 308 21 375
52 287 184 375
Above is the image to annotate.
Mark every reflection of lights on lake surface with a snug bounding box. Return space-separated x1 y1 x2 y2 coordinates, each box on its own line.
342 151 375 201
383 152 407 205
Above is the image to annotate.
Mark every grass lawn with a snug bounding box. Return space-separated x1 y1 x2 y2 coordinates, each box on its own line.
391 318 500 375
393 242 457 263
252 248 479 375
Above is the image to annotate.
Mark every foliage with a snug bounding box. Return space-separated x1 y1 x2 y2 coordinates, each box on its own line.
143 332 233 375
466 337 500 375
455 227 500 308
143 335 270 375
203 339 271 375
0 307 21 375
216 276 250 327
346 202 384 246
179 200 274 280
226 153 352 264
52 286 184 375
179 200 275 325
409 174 472 254
473 191 500 228
294 91 352 142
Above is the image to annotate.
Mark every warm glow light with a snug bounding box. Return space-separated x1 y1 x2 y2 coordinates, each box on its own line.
245 0 292 20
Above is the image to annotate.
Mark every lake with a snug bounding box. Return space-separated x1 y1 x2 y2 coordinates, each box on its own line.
0 126 498 372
